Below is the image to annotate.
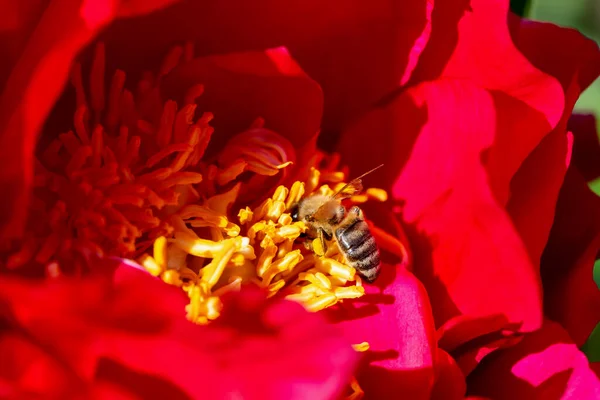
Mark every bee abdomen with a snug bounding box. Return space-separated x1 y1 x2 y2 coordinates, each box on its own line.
335 219 381 283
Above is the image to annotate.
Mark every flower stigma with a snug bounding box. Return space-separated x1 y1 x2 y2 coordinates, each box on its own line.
3 42 408 399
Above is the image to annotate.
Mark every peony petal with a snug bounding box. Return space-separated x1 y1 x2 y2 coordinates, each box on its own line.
509 18 600 130
160 47 323 152
541 168 600 346
408 1 600 206
286 0 434 142
0 0 182 241
431 348 466 400
467 321 600 399
328 266 437 399
567 114 600 182
92 0 432 145
505 130 572 266
409 0 563 128
0 1 48 88
502 19 600 266
0 264 357 399
339 80 543 365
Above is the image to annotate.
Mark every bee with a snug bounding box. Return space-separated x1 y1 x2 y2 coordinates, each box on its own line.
292 165 384 283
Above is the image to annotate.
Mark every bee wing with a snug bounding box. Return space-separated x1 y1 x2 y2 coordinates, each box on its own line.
332 178 363 200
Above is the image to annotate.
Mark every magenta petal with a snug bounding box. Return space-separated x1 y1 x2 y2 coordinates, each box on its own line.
468 321 600 399
328 266 436 399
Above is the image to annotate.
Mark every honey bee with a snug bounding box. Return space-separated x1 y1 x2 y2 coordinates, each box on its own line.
292 165 384 283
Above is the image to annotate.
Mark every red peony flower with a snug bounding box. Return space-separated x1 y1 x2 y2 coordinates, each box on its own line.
1 0 600 399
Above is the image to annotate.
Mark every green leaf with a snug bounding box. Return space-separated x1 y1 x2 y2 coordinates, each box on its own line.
582 321 600 362
581 261 600 361
510 0 530 16
594 259 600 289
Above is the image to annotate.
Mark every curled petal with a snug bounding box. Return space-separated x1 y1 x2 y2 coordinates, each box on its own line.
328 266 437 399
568 114 600 182
97 0 433 140
161 47 322 152
431 349 466 400
468 321 600 399
408 0 600 205
541 168 600 346
506 130 572 265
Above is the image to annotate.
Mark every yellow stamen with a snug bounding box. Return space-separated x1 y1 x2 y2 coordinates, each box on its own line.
238 207 254 225
153 236 168 268
347 377 365 400
352 342 370 352
140 254 162 277
304 293 338 312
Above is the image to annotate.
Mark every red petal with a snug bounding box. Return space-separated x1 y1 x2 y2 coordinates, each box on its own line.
328 266 437 399
160 47 323 152
509 18 600 124
502 19 600 265
468 321 600 399
0 334 73 398
339 80 543 361
96 0 432 142
568 114 600 181
410 1 563 126
0 0 182 241
0 263 358 399
541 168 600 346
431 349 466 400
286 0 434 141
0 1 46 88
505 130 572 266
409 1 600 206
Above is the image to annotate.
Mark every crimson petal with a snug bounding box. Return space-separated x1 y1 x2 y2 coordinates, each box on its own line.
93 0 432 143
467 321 600 399
0 261 358 399
0 0 182 241
160 47 322 153
431 348 466 400
541 168 600 346
409 0 600 206
504 18 600 265
567 114 600 182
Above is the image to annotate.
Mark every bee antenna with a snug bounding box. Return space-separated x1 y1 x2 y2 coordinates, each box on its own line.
351 164 384 182
332 164 384 198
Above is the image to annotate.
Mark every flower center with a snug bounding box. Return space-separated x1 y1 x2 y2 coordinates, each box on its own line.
3 42 407 398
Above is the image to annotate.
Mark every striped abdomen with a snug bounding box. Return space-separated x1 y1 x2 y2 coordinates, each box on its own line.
335 218 381 283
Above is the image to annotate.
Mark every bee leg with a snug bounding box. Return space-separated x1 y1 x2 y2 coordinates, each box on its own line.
349 206 363 219
313 228 327 257
301 238 314 252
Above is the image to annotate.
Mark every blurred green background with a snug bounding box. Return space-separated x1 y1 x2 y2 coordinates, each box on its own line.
511 0 600 362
